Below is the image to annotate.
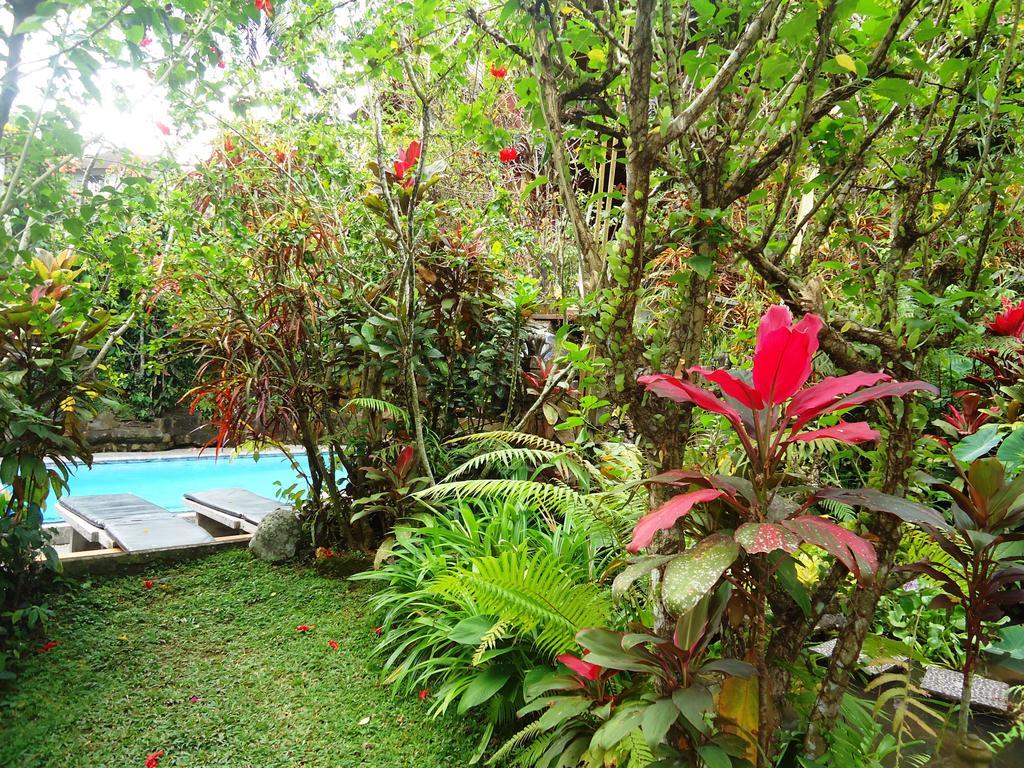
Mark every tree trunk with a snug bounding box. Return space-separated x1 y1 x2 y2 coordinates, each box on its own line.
802 408 917 756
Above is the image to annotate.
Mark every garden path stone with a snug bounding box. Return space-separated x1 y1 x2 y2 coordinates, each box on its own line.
809 638 905 675
248 506 301 563
918 666 1011 712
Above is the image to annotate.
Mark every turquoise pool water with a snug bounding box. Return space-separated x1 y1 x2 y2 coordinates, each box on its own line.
43 453 331 523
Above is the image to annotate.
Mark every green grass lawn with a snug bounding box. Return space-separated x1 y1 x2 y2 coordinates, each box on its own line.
0 549 481 767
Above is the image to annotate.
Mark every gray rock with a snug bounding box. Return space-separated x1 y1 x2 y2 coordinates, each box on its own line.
248 507 301 563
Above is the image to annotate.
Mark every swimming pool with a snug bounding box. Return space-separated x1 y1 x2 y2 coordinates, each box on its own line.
42 452 336 523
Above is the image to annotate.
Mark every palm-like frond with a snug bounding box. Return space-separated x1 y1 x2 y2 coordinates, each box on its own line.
444 447 582 481
449 430 568 452
417 478 587 515
434 548 611 658
345 396 410 426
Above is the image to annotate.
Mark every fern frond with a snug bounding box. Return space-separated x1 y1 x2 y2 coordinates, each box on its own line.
625 729 654 767
489 718 552 765
473 619 510 666
416 479 586 515
445 448 578 480
345 397 410 426
450 431 567 452
435 548 612 658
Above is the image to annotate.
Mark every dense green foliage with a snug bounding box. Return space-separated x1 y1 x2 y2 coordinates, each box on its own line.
2 0 1024 765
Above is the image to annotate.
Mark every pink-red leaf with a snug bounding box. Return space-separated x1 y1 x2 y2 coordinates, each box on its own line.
734 522 801 554
751 306 823 404
786 372 892 427
688 367 764 409
782 515 877 581
638 374 744 432
556 653 603 681
816 380 938 421
791 421 880 444
627 489 724 553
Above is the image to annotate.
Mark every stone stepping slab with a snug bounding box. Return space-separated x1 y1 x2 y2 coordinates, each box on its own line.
918 666 1011 713
809 638 906 675
810 640 1012 714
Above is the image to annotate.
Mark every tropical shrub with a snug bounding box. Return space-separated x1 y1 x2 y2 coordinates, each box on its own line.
626 305 940 762
908 453 1024 743
0 250 109 671
354 496 612 761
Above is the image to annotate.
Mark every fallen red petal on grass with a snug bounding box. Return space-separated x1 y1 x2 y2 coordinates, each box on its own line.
145 750 164 768
328 640 339 651
143 580 155 589
39 641 59 654
297 625 313 633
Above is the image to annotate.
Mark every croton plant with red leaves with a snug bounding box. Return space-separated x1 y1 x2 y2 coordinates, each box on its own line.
628 306 944 614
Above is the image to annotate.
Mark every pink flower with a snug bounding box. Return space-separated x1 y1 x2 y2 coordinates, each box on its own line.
418 689 429 700
145 750 164 768
143 580 154 589
490 65 507 78
986 297 1024 338
328 640 339 651
39 641 59 654
557 653 603 681
296 625 313 633
155 121 171 136
394 140 422 181
499 147 518 163
140 36 152 48
218 59 225 69
189 695 200 703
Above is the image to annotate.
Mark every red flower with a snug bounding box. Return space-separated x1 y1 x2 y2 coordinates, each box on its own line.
275 150 287 164
140 36 152 48
986 297 1024 338
145 750 164 768
418 689 429 700
296 625 313 633
374 626 383 637
189 695 200 703
218 59 225 69
393 140 422 181
490 65 507 79
155 121 171 136
556 653 603 681
143 580 154 589
39 641 59 654
499 147 518 163
254 0 273 15
328 640 339 651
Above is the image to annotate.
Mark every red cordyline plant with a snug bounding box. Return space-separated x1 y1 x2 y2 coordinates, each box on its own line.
628 305 944 759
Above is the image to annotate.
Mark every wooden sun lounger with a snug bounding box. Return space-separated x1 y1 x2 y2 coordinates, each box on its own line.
182 488 286 534
57 494 215 553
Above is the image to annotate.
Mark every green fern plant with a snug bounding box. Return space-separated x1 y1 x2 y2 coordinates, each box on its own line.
434 547 612 658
